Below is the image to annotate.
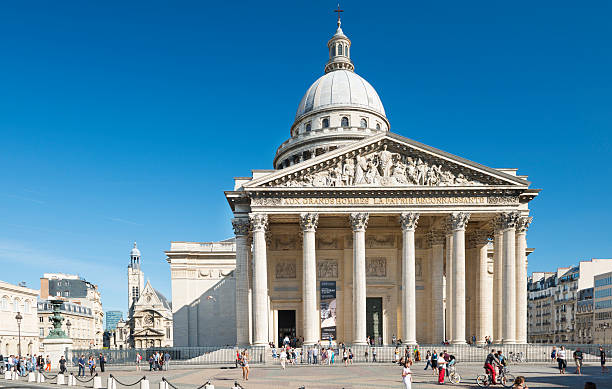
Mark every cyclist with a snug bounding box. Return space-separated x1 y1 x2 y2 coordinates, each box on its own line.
484 349 501 384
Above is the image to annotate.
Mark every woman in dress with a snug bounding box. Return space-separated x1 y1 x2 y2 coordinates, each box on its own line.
241 350 249 380
401 359 413 389
431 350 438 375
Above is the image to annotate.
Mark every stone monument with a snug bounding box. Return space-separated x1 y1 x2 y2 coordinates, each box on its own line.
42 299 73 365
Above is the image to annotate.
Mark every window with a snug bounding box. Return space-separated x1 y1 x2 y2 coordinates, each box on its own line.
24 300 30 313
0 297 7 310
338 44 343 56
305 122 311 132
341 117 349 127
39 328 44 337
360 118 367 128
331 45 336 56
376 123 381 130
39 317 44 323
13 298 19 312
322 118 329 128
166 327 171 339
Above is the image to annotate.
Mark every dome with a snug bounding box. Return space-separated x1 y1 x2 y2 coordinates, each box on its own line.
295 70 386 120
130 242 140 257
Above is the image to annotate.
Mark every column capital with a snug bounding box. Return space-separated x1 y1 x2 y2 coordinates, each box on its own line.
497 211 520 230
516 215 533 234
299 213 319 232
427 229 446 247
231 218 250 237
468 230 490 249
447 212 471 231
249 213 268 232
400 212 420 232
349 212 369 232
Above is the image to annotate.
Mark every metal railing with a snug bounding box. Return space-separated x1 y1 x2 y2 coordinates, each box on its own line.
67 346 267 366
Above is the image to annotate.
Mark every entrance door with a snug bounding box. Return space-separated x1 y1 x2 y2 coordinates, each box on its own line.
366 297 383 345
277 310 296 347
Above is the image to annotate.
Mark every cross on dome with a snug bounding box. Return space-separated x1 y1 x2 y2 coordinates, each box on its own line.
325 4 353 73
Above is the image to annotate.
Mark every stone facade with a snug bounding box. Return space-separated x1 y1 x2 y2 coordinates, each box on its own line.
0 280 39 355
38 300 94 350
594 271 612 344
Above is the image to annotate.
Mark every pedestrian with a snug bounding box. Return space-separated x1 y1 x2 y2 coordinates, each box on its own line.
280 348 287 370
45 355 51 372
437 352 447 384
364 347 369 362
348 348 353 365
512 376 528 389
313 346 319 364
307 348 312 364
573 348 583 375
550 346 557 364
599 346 608 374
241 350 249 381
343 348 348 366
372 347 377 362
148 355 154 371
163 352 171 371
78 355 85 377
99 353 105 373
557 346 567 374
59 356 67 375
431 350 438 375
135 353 142 371
424 350 432 370
401 358 413 389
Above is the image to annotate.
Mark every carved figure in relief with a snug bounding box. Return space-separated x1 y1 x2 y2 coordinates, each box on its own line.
379 144 393 177
366 235 394 248
275 262 297 279
365 158 379 184
342 159 355 185
317 235 338 249
366 257 387 277
355 155 367 184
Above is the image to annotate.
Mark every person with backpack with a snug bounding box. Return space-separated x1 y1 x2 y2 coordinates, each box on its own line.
573 348 583 375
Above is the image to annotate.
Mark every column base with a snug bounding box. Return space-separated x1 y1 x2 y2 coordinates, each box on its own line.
252 341 268 346
450 340 466 345
476 341 486 346
352 341 368 346
502 339 517 345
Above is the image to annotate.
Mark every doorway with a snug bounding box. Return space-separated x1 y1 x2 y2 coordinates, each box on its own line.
277 310 296 347
366 297 383 345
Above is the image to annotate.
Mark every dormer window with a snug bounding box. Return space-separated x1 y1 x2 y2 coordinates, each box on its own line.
360 118 367 128
341 117 349 127
322 117 330 128
376 123 381 130
305 122 311 132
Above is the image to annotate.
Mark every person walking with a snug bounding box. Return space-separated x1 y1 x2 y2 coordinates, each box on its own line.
573 348 583 375
557 346 567 374
343 348 348 366
45 355 51 372
59 356 67 375
424 350 432 370
401 359 413 389
163 352 170 371
431 350 438 375
89 356 96 376
280 348 287 370
77 355 85 377
241 350 249 381
348 348 353 365
372 347 377 363
135 353 142 371
551 346 557 364
599 346 608 373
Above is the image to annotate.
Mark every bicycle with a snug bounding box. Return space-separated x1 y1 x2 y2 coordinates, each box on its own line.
447 362 461 384
508 352 525 363
476 366 515 387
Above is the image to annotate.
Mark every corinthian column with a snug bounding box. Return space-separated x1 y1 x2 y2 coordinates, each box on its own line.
249 213 269 346
448 212 470 344
515 215 532 344
400 212 420 345
349 212 369 345
470 230 491 345
429 229 446 344
492 217 503 343
232 217 250 345
300 212 319 345
445 227 454 342
501 211 519 344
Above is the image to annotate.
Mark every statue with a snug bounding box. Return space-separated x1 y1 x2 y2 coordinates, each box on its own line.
378 144 393 177
342 159 355 185
47 299 68 339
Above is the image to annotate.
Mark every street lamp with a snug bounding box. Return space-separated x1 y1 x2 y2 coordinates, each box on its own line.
66 320 72 338
15 312 23 356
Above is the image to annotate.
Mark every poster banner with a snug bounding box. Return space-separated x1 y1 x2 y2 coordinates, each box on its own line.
320 281 336 341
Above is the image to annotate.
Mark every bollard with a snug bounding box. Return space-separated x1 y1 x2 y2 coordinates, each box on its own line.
158 381 168 389
57 373 65 385
68 374 76 386
93 375 102 389
107 376 114 389
11 371 18 380
37 371 45 383
204 384 215 389
140 378 150 389
4 371 11 380
28 372 36 382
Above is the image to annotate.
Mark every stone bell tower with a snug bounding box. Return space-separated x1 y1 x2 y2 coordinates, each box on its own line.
127 242 144 316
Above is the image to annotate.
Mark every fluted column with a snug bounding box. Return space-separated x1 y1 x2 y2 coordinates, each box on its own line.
501 211 519 344
492 218 503 343
250 213 269 346
515 215 532 344
448 212 470 344
445 228 454 342
400 212 420 345
232 217 250 345
429 230 446 344
350 212 369 345
470 230 491 345
300 212 319 345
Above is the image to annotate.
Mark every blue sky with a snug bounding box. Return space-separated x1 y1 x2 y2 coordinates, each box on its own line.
1 1 611 316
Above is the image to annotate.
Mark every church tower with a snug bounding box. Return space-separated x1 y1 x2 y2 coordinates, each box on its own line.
127 242 144 316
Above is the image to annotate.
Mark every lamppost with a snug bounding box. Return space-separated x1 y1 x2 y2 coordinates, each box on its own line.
66 320 72 338
15 312 23 356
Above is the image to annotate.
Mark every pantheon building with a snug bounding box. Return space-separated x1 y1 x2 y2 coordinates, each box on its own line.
167 18 539 347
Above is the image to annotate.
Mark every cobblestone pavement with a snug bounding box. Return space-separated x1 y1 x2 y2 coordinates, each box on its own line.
2 363 611 388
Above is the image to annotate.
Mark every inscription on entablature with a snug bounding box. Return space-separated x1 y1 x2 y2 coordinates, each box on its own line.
317 260 338 279
275 261 297 279
251 195 519 207
366 257 387 277
366 235 395 249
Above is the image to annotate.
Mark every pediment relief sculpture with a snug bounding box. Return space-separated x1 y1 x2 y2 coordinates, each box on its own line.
269 143 500 188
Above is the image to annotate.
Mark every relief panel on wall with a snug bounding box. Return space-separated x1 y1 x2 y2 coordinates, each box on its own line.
366 257 387 277
317 260 338 279
275 261 297 279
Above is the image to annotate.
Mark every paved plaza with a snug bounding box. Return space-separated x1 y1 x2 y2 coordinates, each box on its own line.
2 362 612 389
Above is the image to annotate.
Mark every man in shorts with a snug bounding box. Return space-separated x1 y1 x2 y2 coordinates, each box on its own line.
573 348 583 375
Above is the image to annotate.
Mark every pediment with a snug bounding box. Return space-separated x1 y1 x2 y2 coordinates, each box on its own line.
135 281 161 307
133 328 163 337
244 133 530 189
